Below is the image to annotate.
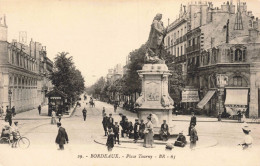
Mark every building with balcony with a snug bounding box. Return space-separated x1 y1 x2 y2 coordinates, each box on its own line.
165 1 260 117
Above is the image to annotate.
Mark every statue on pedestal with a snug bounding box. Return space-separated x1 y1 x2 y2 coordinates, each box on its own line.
146 13 167 64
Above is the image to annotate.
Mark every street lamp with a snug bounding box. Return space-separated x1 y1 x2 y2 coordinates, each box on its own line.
8 89 12 108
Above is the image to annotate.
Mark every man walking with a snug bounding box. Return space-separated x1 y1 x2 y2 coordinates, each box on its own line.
5 107 12 126
102 113 108 136
82 107 87 121
55 122 69 150
38 105 41 115
188 111 196 136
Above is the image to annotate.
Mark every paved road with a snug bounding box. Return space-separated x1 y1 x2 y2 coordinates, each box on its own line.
0 98 259 166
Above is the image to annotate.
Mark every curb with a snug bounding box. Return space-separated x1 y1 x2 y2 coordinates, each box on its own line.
11 105 77 121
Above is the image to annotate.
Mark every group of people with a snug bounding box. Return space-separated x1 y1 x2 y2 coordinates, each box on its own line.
1 119 20 148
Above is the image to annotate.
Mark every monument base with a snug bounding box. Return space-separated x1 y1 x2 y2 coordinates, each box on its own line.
137 108 174 134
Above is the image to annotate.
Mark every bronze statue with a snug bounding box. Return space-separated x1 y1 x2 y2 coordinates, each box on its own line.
146 13 167 63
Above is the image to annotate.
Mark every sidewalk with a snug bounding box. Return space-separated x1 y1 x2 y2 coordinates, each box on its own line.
12 104 76 120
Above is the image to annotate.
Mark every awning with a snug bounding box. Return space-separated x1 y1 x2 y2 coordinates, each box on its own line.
224 89 248 106
197 90 215 109
225 89 248 115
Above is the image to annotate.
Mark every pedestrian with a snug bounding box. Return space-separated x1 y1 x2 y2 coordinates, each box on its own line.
218 112 222 121
127 121 133 138
139 119 145 139
238 123 253 150
174 131 187 147
106 129 114 152
51 110 56 125
133 119 140 143
5 108 12 126
10 121 20 148
237 110 242 123
190 123 198 150
114 103 117 113
82 107 87 121
241 111 246 123
107 113 114 129
113 122 120 145
160 120 170 141
58 114 62 122
102 107 106 117
11 106 16 116
143 116 154 148
102 113 108 136
55 122 69 150
188 111 196 136
38 105 41 115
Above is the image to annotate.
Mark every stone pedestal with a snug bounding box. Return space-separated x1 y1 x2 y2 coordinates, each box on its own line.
135 63 174 134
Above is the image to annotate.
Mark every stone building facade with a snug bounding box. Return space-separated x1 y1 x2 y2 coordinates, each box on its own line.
165 1 260 117
0 15 53 113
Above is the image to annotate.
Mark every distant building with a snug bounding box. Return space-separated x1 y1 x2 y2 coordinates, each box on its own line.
165 1 260 117
0 14 53 113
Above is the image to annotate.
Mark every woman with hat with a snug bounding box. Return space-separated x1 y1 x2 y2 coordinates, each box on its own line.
239 123 253 150
143 116 154 148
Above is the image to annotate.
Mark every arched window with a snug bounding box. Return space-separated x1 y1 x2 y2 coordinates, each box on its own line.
233 76 242 86
235 49 242 61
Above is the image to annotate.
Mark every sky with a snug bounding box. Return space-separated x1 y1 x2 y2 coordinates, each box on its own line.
0 0 260 86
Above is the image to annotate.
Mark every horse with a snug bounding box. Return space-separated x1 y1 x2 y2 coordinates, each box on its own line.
89 101 95 107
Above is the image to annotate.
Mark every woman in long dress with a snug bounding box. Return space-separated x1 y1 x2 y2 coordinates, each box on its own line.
144 116 154 148
51 110 57 125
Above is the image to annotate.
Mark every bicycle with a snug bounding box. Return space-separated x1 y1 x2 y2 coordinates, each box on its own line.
0 134 30 149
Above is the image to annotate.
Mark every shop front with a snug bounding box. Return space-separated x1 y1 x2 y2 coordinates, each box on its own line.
224 88 249 117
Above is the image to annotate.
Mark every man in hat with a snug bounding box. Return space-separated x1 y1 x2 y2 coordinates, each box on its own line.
107 113 114 129
188 111 196 136
190 123 198 150
106 128 114 151
120 116 128 137
102 113 108 136
38 105 41 115
160 120 170 141
82 107 87 121
133 119 140 143
113 122 120 145
239 124 253 150
174 131 187 147
5 106 12 126
139 119 145 139
55 122 69 150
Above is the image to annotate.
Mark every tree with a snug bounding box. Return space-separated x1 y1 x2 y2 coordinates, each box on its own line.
50 52 85 104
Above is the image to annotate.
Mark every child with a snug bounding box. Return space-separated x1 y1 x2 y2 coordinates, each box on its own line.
106 129 114 152
113 122 120 145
